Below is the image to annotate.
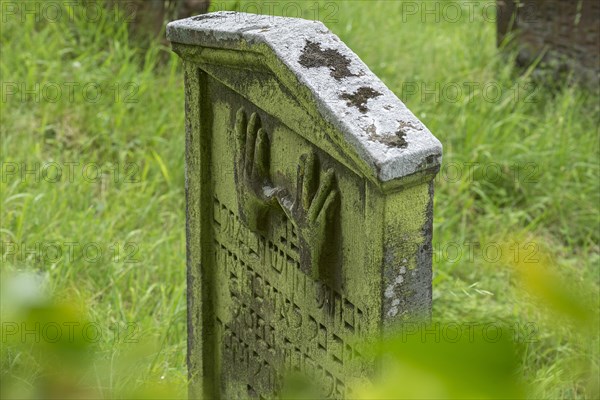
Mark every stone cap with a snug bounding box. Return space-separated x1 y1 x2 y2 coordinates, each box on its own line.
167 11 442 182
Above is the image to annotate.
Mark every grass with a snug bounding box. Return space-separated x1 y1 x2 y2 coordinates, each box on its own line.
1 0 598 398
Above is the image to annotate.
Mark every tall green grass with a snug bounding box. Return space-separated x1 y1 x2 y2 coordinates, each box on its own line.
1 1 187 396
1 0 598 398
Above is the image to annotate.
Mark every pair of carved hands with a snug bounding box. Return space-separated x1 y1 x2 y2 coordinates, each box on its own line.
234 108 338 278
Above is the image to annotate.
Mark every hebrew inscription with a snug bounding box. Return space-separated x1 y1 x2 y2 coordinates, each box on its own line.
213 196 364 398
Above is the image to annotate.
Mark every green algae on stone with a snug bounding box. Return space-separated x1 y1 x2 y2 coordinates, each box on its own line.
168 11 442 399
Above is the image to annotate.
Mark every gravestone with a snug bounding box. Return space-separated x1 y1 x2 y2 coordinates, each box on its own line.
167 11 442 399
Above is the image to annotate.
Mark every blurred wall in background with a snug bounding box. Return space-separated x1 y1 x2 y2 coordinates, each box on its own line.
105 0 210 40
497 0 600 85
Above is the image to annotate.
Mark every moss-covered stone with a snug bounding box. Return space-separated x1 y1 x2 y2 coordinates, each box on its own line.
169 11 441 399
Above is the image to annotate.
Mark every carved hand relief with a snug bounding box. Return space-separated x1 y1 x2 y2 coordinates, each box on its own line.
281 152 340 280
234 107 340 280
233 108 282 232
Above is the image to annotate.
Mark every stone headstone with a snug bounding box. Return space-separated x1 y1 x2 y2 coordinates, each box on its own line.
167 11 442 399
497 0 600 85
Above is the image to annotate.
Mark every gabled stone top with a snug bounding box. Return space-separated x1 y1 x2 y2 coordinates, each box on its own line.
167 11 442 182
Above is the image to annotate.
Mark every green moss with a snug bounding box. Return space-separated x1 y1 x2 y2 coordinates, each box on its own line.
176 34 437 397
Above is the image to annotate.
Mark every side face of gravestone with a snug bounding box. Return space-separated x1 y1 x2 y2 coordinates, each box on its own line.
168 12 442 399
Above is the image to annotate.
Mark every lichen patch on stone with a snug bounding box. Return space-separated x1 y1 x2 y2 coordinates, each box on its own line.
368 123 409 149
340 86 382 113
369 120 424 149
298 40 357 80
397 120 423 133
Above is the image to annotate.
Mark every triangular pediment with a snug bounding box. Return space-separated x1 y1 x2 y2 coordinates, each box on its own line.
168 12 442 184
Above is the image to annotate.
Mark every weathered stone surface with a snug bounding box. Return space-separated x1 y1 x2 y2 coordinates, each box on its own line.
168 11 441 399
497 0 600 85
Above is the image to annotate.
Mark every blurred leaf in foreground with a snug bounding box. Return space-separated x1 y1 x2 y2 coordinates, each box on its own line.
352 322 526 399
